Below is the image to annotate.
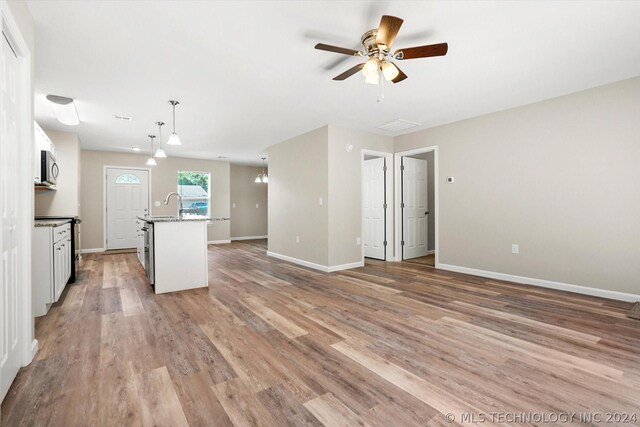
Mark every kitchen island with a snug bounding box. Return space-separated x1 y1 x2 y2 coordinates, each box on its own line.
137 215 209 294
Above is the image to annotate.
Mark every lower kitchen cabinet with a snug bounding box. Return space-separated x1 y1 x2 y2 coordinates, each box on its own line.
33 221 72 317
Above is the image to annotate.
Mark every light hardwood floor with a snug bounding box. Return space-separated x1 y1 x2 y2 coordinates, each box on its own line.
2 240 639 426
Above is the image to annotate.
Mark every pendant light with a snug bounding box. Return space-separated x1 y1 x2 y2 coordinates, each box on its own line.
146 135 157 166
154 121 167 158
255 157 268 183
167 100 182 146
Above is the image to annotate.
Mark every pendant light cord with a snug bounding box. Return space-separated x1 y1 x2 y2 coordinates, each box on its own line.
172 103 176 133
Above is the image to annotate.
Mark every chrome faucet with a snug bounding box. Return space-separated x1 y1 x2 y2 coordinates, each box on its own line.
164 192 184 218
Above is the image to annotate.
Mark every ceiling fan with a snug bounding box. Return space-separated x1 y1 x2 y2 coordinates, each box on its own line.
314 15 448 85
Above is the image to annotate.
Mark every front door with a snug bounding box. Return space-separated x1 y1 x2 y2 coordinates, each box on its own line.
1 31 22 401
402 157 428 260
363 157 386 260
105 168 149 249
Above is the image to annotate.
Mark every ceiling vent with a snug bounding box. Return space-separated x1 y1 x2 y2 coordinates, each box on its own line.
376 119 421 132
114 115 132 121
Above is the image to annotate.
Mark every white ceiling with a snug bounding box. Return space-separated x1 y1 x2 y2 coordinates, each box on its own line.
27 1 640 165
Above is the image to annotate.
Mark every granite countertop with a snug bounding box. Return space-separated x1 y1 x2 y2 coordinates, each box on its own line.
34 219 72 227
137 215 211 223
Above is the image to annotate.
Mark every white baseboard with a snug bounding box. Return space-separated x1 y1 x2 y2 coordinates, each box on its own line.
266 251 363 273
231 235 268 241
208 240 231 244
427 250 436 255
437 263 640 302
81 248 105 254
29 339 39 362
328 261 365 272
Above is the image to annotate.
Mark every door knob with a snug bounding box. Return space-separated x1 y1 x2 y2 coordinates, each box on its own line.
425 211 430 216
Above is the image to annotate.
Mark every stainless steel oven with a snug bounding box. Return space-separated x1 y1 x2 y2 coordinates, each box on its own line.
142 222 154 285
40 150 59 186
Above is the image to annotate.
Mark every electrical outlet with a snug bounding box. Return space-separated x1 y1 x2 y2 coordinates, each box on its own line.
256 203 259 209
447 177 455 183
512 244 519 254
154 201 161 207
356 237 361 245
232 203 236 208
296 236 300 243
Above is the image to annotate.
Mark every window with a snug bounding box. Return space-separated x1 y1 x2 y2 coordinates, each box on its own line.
177 171 210 218
115 173 141 184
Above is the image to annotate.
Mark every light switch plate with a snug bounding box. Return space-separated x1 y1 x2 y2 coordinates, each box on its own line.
256 203 259 209
512 244 519 254
232 203 236 208
319 197 323 206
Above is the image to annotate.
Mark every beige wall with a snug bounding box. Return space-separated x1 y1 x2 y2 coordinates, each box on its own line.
230 165 268 238
80 150 230 250
328 125 394 266
267 125 394 268
268 126 329 265
395 76 640 295
35 130 80 217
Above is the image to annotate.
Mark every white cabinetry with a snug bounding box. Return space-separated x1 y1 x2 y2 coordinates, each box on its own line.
136 219 145 268
33 222 72 317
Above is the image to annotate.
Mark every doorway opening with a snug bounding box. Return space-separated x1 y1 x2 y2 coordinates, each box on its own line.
395 146 438 266
103 166 151 250
362 150 393 262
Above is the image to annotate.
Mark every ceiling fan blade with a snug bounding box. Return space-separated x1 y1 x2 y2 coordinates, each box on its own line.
376 15 403 48
315 43 360 56
392 65 407 84
333 63 365 81
394 43 448 60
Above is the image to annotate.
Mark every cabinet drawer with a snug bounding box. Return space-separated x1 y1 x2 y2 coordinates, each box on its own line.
53 223 71 243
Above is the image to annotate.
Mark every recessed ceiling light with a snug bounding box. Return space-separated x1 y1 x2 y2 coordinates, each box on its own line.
115 115 132 121
217 156 227 159
131 147 141 152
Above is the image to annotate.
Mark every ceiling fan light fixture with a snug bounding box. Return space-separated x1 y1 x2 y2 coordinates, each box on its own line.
382 61 400 81
365 72 379 85
362 58 379 78
255 175 263 183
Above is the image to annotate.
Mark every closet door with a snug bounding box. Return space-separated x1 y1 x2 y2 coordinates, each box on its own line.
0 30 22 401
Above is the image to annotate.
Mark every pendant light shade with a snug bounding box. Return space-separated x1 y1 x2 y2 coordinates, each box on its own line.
146 134 157 166
167 100 183 146
255 157 268 184
167 133 182 146
154 121 167 158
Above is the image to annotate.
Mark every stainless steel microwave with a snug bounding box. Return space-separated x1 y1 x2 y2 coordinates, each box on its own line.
40 150 58 186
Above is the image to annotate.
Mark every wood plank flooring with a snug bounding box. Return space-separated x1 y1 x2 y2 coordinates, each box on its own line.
2 240 639 426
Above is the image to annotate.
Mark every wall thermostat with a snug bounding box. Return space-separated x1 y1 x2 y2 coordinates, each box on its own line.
447 177 455 183
345 144 353 152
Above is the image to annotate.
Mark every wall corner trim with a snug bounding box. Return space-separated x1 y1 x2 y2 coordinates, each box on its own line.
208 240 231 244
266 251 364 273
436 263 640 302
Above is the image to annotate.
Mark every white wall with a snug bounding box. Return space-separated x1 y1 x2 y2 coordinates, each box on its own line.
395 76 640 296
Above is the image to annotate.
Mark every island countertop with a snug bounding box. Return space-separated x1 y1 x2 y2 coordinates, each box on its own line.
34 219 73 227
137 215 211 223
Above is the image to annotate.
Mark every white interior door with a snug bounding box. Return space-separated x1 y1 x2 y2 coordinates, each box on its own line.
363 157 386 260
1 31 22 401
106 168 149 250
402 157 428 260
